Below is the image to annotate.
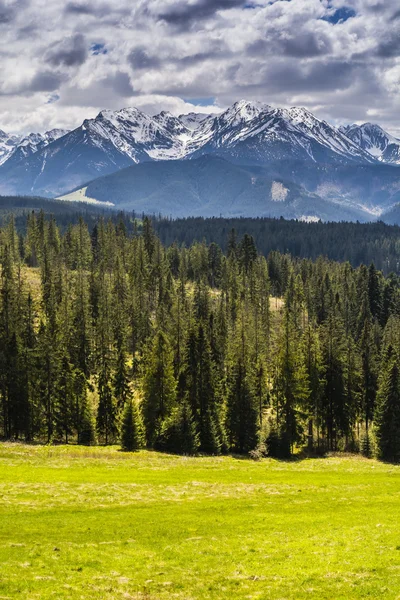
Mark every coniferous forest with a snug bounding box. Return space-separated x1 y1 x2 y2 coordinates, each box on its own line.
1 212 400 462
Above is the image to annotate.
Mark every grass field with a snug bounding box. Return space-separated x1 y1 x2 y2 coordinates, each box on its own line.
0 446 399 599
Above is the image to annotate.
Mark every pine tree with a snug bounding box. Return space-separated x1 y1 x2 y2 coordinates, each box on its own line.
226 357 259 454
142 330 176 446
74 370 96 445
155 400 199 455
113 346 131 412
273 296 310 455
375 356 400 462
56 355 75 443
96 360 118 445
120 399 144 451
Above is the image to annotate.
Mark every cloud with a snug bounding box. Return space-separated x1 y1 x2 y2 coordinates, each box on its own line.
64 2 95 15
0 0 19 24
375 33 400 58
103 71 135 97
0 0 400 137
128 47 161 70
155 0 246 29
29 71 66 92
44 34 88 67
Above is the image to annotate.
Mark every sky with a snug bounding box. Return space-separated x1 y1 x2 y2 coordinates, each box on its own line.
0 0 399 135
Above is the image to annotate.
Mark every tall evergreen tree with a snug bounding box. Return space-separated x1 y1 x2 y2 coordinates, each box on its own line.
375 356 400 462
142 330 176 446
120 399 144 451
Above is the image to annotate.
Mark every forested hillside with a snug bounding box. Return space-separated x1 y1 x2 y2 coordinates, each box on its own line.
8 207 400 274
152 216 400 274
1 213 400 461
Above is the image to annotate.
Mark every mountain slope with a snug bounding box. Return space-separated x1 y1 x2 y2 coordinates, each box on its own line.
0 101 381 198
59 155 373 222
0 107 191 197
0 130 21 166
2 128 68 170
188 101 374 166
341 123 400 165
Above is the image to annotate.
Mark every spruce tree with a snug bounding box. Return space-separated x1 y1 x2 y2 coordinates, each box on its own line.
74 370 96 445
96 361 118 445
155 400 199 455
375 357 400 462
142 330 176 446
120 399 144 451
226 358 259 454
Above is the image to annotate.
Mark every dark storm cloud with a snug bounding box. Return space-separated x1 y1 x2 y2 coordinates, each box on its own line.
255 59 356 94
156 0 245 29
45 34 88 67
29 71 66 92
64 2 95 15
0 0 18 24
64 2 113 16
375 34 400 58
128 39 229 73
178 50 225 65
64 1 132 22
277 31 332 58
247 31 332 59
103 71 135 97
128 47 161 70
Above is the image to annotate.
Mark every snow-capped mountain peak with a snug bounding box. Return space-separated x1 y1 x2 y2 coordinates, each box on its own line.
219 100 269 126
0 100 398 199
0 130 21 165
178 112 213 131
2 128 69 167
341 122 400 164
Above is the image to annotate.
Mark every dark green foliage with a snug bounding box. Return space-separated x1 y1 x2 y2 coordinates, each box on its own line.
120 400 144 452
227 359 259 454
265 425 292 459
1 212 400 460
142 330 177 446
96 362 118 445
375 358 400 462
155 400 199 455
77 401 96 446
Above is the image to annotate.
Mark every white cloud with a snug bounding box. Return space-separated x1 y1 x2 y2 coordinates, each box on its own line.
0 0 399 136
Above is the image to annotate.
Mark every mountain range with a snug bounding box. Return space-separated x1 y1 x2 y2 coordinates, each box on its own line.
1 100 400 222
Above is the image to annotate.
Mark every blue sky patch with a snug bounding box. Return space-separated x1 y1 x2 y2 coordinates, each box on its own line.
323 6 356 24
184 96 216 107
91 43 108 55
46 94 60 104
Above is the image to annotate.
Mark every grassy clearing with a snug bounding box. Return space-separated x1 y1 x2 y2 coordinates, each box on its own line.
0 446 399 599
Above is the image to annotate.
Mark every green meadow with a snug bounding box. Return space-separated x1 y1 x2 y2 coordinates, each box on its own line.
0 445 399 599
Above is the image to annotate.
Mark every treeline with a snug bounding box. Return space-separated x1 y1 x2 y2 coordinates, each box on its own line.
152 216 400 275
1 212 400 461
0 195 109 227
6 206 400 274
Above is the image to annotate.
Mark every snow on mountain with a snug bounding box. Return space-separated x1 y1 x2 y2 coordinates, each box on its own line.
7 128 69 164
340 123 400 165
87 107 189 161
186 101 374 164
178 112 213 131
0 130 21 166
0 100 397 199
285 107 373 162
0 106 190 196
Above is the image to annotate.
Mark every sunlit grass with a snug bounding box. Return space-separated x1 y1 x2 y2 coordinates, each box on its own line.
0 444 399 599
